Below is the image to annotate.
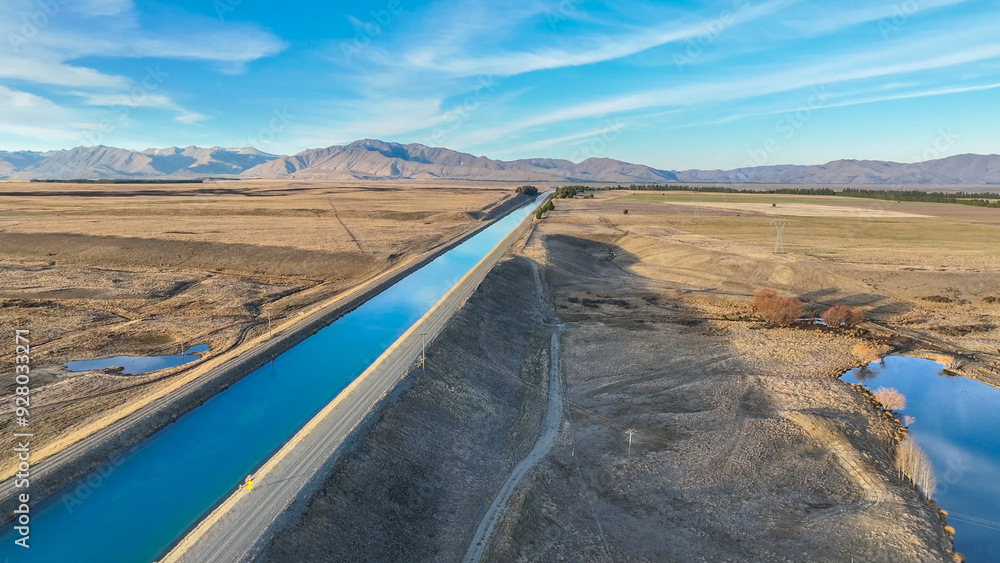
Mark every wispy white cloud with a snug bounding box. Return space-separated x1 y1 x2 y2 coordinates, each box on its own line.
69 0 134 17
0 57 129 88
0 0 285 139
778 0 972 36
368 0 800 79
290 97 447 149
0 85 86 144
71 91 209 124
816 81 1000 110
651 81 1000 132
174 111 209 124
445 26 1000 149
488 122 632 157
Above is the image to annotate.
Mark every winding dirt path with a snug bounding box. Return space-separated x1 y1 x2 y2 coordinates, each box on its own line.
464 259 564 563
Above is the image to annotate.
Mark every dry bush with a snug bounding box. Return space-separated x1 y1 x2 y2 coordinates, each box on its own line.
896 437 937 496
752 289 804 326
852 342 892 364
874 387 907 411
752 288 777 309
821 304 865 327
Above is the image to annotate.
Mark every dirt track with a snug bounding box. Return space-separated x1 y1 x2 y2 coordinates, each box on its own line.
464 262 563 563
249 192 997 561
481 194 974 562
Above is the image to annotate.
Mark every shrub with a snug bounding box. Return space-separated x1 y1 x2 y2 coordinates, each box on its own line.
874 387 906 411
623 209 629 215
821 305 865 327
554 185 586 198
752 288 804 326
535 198 555 219
852 342 891 364
516 185 539 196
897 437 936 495
752 288 778 309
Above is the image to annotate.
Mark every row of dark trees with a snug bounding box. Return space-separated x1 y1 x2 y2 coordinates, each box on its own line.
607 184 838 196
531 183 999 207
554 185 587 198
535 197 555 219
836 188 1000 208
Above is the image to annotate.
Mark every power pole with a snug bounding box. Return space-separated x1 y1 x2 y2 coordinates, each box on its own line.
267 310 273 339
626 429 636 461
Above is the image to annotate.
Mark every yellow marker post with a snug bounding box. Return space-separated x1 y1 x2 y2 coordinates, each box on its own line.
245 475 254 491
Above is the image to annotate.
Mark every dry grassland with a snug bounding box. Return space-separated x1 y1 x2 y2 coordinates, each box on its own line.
0 180 512 477
480 191 996 561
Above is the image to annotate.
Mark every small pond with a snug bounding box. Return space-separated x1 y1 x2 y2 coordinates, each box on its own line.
843 355 1000 562
64 344 209 375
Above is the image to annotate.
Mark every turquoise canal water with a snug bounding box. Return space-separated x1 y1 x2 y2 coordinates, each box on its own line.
0 194 545 562
64 344 210 375
843 356 1000 562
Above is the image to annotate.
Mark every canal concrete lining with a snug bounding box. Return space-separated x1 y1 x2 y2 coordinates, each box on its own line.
161 195 548 562
0 194 532 524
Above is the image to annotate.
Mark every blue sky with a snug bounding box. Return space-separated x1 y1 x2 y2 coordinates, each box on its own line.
1 0 998 169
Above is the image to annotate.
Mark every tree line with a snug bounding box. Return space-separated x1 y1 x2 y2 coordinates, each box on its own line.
836 188 1000 208
538 183 999 207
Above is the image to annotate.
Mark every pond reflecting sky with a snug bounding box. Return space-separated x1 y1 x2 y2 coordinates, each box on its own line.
845 356 1000 562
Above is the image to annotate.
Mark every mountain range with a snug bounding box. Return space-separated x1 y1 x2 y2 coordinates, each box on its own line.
2 140 998 186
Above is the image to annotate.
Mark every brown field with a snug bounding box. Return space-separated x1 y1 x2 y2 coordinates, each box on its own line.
568 191 1000 371
3 183 997 560
483 191 998 561
266 190 997 562
0 180 514 477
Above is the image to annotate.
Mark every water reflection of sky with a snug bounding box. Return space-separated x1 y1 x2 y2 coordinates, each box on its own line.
64 344 210 375
845 356 1000 562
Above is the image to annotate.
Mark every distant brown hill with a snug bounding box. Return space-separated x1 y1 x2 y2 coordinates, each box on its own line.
3 139 998 185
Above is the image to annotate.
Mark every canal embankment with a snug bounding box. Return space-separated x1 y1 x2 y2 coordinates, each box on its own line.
165 195 549 562
0 193 534 526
